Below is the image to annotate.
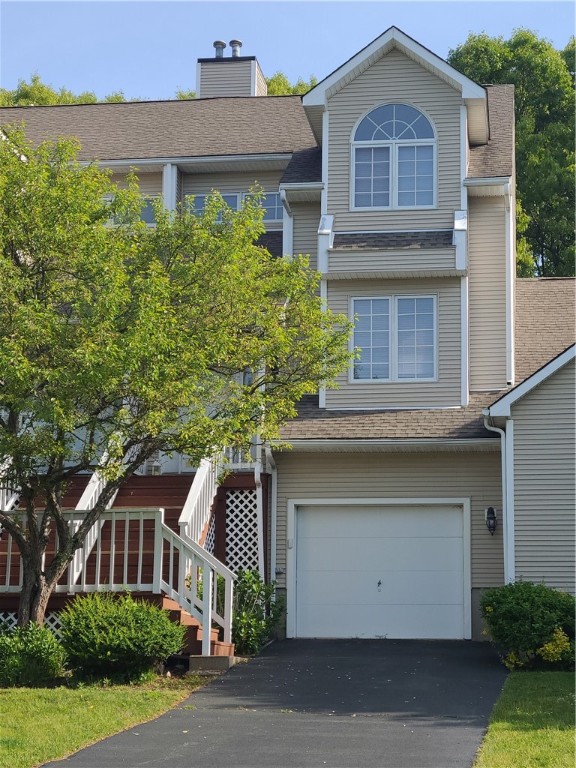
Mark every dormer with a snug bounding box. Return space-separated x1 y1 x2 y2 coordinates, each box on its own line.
197 39 268 98
302 26 487 147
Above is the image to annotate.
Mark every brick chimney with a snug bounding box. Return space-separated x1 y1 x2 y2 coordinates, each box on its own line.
197 39 268 98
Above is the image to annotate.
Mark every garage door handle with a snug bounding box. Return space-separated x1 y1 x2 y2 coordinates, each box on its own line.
377 580 382 588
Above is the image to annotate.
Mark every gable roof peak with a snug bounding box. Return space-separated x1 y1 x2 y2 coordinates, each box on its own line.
303 26 486 107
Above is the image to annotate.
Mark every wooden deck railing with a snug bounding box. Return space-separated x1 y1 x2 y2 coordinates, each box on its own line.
0 507 234 655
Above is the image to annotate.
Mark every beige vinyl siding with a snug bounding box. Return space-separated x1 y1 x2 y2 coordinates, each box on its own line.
292 202 320 271
328 247 455 274
326 278 461 408
511 360 575 593
468 197 508 390
255 61 267 96
327 49 462 231
182 170 282 201
198 60 253 98
110 172 163 197
274 450 503 589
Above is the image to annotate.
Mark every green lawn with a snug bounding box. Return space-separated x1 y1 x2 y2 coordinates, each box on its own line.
0 675 207 768
474 671 575 768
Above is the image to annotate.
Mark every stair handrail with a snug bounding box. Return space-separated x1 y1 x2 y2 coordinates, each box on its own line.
178 454 222 543
68 453 119 590
159 519 235 653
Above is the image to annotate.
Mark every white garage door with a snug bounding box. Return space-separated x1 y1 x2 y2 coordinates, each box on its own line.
295 504 466 639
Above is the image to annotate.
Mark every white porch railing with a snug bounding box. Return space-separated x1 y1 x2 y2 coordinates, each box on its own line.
178 446 259 545
67 459 120 591
0 458 20 514
0 507 234 655
178 457 221 543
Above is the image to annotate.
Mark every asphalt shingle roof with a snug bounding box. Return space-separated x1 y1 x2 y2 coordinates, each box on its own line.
514 278 575 383
280 393 500 441
332 231 454 250
0 96 317 162
468 85 514 179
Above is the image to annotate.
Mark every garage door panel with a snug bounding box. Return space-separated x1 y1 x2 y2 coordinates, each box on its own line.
296 603 464 640
299 568 463 606
298 536 463 573
298 506 463 539
295 504 466 639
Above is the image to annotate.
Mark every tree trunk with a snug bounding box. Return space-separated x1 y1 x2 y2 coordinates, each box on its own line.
18 552 64 626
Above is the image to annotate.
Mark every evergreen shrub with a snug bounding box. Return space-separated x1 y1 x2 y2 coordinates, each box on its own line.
0 624 67 686
481 581 575 670
60 592 185 680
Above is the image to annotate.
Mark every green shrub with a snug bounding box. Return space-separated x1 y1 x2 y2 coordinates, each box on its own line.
232 569 283 655
481 581 575 670
60 593 185 680
0 623 67 686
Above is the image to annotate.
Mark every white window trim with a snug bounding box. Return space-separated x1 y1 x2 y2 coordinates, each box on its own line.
187 190 283 226
349 294 438 384
349 103 438 212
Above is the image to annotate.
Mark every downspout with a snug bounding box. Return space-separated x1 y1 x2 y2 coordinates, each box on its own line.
254 440 265 581
483 411 514 583
264 445 278 583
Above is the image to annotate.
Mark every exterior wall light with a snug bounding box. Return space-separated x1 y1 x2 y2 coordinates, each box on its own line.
485 506 497 535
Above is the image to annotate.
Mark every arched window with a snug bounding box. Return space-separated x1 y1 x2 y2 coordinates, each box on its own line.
352 104 436 209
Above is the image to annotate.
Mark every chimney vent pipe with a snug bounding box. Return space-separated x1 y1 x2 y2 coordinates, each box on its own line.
213 40 226 58
229 39 242 58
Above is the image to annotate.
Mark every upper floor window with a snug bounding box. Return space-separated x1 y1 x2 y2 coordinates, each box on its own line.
352 295 437 382
140 197 159 225
191 193 240 217
351 104 436 210
190 191 282 225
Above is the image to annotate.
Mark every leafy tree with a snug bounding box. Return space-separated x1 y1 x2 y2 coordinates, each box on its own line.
175 88 196 100
266 72 318 95
0 74 126 106
448 30 575 277
0 129 351 626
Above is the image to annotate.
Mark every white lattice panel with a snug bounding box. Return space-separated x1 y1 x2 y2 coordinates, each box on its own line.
0 612 17 631
0 611 62 636
204 513 216 555
225 489 259 574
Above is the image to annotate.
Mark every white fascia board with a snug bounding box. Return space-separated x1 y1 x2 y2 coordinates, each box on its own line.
303 26 486 107
464 176 510 187
279 183 324 191
487 345 575 417
273 438 498 452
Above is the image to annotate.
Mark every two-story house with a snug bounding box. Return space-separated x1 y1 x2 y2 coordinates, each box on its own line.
1 28 574 652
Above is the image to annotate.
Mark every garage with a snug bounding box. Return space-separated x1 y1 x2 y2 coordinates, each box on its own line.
290 502 470 639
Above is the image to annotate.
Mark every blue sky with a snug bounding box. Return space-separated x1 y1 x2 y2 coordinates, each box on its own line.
0 1 574 101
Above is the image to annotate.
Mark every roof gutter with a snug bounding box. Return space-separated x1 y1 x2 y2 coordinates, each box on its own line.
79 153 293 168
272 438 499 453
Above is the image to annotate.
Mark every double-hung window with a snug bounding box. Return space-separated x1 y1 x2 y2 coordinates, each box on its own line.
190 193 240 218
352 103 436 209
352 295 437 382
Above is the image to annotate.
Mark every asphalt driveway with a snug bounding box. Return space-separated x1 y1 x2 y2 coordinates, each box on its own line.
45 639 507 768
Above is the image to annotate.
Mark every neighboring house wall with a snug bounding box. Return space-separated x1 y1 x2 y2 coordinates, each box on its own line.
468 196 508 391
325 277 461 408
511 359 576 593
111 171 163 197
182 170 282 204
292 202 320 271
326 48 462 232
273 449 504 637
